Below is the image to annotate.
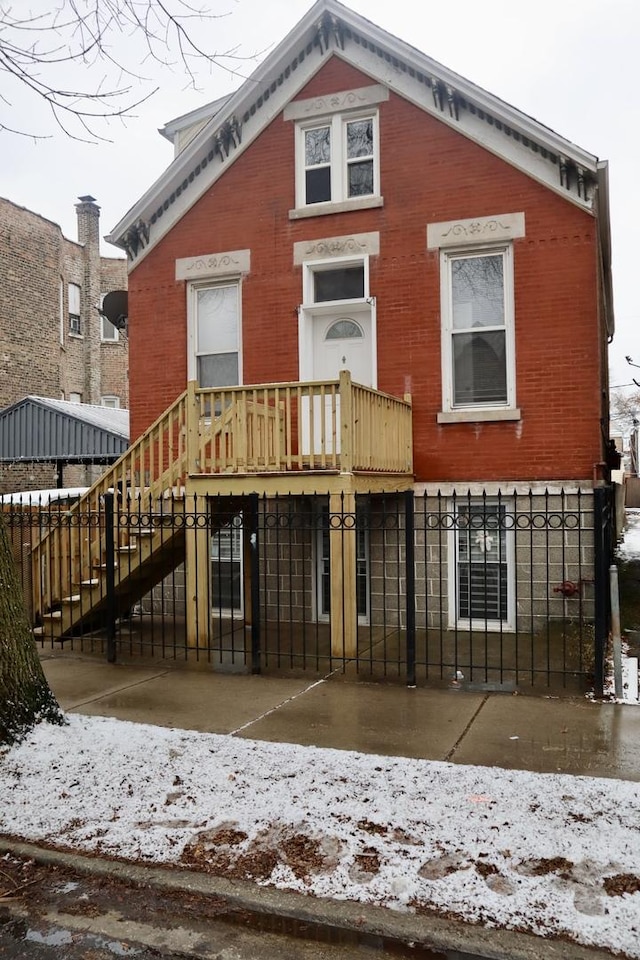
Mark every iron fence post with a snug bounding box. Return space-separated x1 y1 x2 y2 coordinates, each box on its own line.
249 493 261 674
593 485 612 698
405 489 416 687
104 491 116 664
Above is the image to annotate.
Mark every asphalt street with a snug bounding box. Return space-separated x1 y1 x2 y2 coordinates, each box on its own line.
0 853 449 960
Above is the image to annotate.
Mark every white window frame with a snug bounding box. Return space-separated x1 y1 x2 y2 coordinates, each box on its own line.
68 392 82 404
439 244 517 419
101 303 119 341
59 278 64 345
101 396 120 408
294 110 380 212
298 254 376 385
68 283 82 336
447 497 515 631
187 278 243 387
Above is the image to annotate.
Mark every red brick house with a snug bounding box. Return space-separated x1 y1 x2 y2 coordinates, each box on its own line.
33 0 615 689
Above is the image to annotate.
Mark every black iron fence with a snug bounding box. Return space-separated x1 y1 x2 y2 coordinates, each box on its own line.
3 485 615 693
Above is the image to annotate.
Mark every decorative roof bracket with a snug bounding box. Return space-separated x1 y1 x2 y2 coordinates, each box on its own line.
430 79 459 121
123 219 150 260
559 156 571 191
316 11 345 54
446 85 459 121
215 117 242 161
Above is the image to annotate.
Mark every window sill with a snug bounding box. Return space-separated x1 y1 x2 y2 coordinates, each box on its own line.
69 332 84 340
437 408 521 424
289 196 383 220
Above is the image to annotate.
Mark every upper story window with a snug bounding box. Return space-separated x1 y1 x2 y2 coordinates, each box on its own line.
285 84 387 221
428 212 524 424
68 283 81 335
301 114 377 206
101 396 120 408
190 281 241 388
446 248 512 409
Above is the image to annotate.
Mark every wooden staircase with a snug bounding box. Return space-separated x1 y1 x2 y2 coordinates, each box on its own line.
32 389 192 640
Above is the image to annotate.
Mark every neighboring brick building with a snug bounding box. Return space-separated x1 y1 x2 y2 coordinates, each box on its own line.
0 196 128 492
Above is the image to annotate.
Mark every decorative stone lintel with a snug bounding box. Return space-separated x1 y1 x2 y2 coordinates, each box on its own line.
427 212 525 250
175 249 250 281
284 84 389 122
293 232 380 265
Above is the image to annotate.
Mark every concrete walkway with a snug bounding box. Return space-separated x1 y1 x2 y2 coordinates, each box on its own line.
42 650 640 780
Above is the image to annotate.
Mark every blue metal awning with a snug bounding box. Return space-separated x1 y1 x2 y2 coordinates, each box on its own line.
0 396 129 464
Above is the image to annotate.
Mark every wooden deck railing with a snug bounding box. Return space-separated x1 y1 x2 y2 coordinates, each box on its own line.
188 371 413 475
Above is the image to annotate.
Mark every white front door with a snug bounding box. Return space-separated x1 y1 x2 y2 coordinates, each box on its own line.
312 313 373 386
308 312 374 454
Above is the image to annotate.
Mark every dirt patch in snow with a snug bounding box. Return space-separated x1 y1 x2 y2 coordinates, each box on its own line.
181 823 343 884
603 873 640 897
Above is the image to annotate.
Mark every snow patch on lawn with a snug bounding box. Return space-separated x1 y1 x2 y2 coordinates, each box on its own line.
617 509 640 561
1 715 640 956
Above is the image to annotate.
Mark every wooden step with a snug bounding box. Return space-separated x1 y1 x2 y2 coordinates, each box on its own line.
42 609 62 621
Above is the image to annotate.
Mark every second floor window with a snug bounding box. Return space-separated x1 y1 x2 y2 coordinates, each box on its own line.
297 112 378 208
68 283 81 335
190 281 240 388
441 246 516 412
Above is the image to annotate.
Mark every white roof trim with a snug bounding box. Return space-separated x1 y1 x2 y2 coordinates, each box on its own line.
107 0 604 268
159 93 233 143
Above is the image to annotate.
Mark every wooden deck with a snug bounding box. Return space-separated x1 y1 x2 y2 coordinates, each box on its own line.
27 373 414 650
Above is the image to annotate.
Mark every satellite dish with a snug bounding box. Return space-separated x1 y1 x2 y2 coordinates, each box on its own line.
100 290 128 330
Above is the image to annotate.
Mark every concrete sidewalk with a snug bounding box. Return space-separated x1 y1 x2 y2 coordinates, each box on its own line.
41 650 640 780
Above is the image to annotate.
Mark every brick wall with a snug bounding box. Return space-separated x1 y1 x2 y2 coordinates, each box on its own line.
0 196 128 494
127 56 604 485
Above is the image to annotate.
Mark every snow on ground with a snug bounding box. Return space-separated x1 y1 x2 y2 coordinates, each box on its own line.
617 509 640 562
0 488 88 505
612 509 640 704
1 716 640 957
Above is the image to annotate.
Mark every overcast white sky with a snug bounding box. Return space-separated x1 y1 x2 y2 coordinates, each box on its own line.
3 0 638 386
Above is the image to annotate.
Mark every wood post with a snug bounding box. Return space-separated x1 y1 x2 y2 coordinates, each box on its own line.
329 491 357 659
186 380 199 476
339 370 353 474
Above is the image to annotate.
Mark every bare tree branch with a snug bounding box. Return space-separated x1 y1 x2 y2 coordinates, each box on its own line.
0 0 257 142
611 388 640 435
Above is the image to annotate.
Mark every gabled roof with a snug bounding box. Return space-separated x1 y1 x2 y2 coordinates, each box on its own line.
107 0 610 289
0 396 129 464
158 93 233 149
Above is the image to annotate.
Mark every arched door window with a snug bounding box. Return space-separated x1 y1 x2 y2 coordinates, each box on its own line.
325 318 364 340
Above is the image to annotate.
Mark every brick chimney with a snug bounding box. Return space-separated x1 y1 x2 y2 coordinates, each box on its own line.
75 195 100 252
75 196 101 405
